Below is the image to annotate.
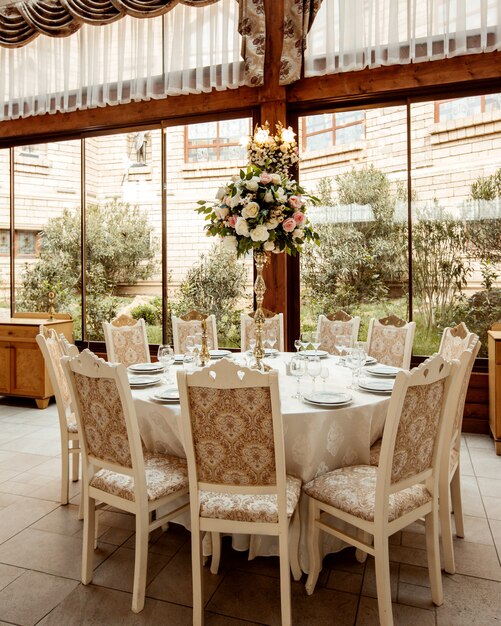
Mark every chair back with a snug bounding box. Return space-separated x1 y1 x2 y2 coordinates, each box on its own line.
36 328 77 430
172 311 218 354
103 314 150 367
316 312 360 354
366 314 416 369
178 359 286 505
61 349 146 486
438 322 477 362
241 309 285 352
376 355 456 504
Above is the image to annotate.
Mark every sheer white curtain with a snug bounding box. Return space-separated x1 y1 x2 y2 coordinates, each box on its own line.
0 0 242 121
305 0 501 77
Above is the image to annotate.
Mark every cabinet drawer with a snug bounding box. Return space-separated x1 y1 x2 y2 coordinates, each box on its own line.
0 325 38 340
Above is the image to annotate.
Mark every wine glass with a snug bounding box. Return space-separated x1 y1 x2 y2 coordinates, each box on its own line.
320 365 330 390
183 353 197 372
307 356 322 391
185 335 195 355
335 336 353 365
346 345 365 389
193 332 203 355
310 331 321 356
301 331 312 352
157 344 175 384
267 332 277 353
294 339 302 353
290 355 306 399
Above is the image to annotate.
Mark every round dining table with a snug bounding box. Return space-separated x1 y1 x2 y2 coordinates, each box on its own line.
131 353 391 570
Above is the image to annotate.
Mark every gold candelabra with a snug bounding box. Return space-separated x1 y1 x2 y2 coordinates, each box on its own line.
252 250 271 371
199 317 211 366
47 291 56 321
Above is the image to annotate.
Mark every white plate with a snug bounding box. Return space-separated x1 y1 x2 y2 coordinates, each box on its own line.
301 350 329 358
128 375 161 388
151 388 180 402
358 380 394 393
128 363 164 373
210 349 232 359
303 392 352 406
365 364 399 377
174 354 184 363
303 397 352 408
364 357 377 366
265 348 279 357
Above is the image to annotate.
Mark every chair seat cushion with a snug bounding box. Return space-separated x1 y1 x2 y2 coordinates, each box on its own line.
303 465 431 522
199 475 302 523
90 453 188 502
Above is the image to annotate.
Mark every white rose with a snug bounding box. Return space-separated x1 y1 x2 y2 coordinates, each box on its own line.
216 186 227 200
292 228 304 239
242 202 260 219
250 225 270 242
245 177 260 192
231 174 240 182
271 174 281 184
276 189 287 203
264 190 274 203
222 236 237 251
215 206 229 220
229 192 242 208
263 240 275 252
235 217 250 237
265 218 279 229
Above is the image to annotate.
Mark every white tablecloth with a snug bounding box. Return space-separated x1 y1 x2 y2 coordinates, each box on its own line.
132 354 390 568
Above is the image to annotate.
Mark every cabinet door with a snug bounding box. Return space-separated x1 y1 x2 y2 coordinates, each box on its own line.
0 342 10 394
11 342 46 397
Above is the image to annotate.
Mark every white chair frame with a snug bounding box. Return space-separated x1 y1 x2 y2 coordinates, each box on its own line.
305 355 457 626
240 311 285 352
171 313 218 354
36 328 81 510
366 315 416 369
62 349 190 613
316 313 361 354
178 359 301 626
103 314 150 366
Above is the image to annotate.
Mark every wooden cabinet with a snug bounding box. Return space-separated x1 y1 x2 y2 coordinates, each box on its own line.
0 314 73 409
488 330 501 455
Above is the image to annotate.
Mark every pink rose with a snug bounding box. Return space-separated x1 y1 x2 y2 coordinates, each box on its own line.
260 172 272 184
293 211 306 226
282 217 296 233
289 195 303 210
227 215 237 228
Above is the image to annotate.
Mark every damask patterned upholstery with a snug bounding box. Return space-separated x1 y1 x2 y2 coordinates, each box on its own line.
73 372 132 468
369 439 382 466
109 324 150 368
187 386 276 486
90 453 188 502
45 334 77 431
367 325 409 368
241 313 283 352
175 318 217 354
440 324 473 362
317 317 356 354
303 465 431 522
199 475 302 523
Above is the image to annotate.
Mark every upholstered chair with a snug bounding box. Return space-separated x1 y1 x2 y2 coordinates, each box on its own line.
366 314 416 369
240 308 285 352
178 358 301 626
303 354 457 626
103 314 150 368
316 311 361 354
62 349 190 613
171 310 218 354
36 328 81 511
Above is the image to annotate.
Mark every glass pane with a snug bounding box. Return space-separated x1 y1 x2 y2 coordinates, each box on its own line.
166 117 254 349
485 93 501 114
336 110 364 125
219 118 250 144
0 149 9 319
305 114 332 134
412 94 501 356
219 145 247 160
306 132 333 152
336 124 364 145
299 106 409 345
438 96 482 122
187 121 218 143
188 147 217 162
85 130 163 344
13 140 82 338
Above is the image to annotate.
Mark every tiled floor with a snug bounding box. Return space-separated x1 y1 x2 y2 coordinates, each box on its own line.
0 397 501 626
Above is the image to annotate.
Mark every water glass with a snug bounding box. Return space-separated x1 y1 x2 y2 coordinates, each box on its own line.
310 331 321 355
301 331 312 351
290 355 306 399
346 346 365 389
183 353 197 372
294 339 302 352
335 336 353 365
307 356 322 391
320 365 330 390
157 344 175 383
185 335 195 355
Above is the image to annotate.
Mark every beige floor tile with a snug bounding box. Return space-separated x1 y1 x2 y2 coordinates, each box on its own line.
465 433 496 450
205 614 262 625
488 518 501 555
398 563 430 588
37 584 193 625
477 476 501 498
458 475 486 518
459 451 475 476
361 557 399 601
0 562 25 591
0 570 78 626
437 573 501 625
30 504 82 537
469 448 501 479
0 497 59 544
389 544 428 568
451 514 494 546
355 596 435 626
326 569 363 595
483 495 501 521
452 540 501 580
397 582 435 610
0 451 52 473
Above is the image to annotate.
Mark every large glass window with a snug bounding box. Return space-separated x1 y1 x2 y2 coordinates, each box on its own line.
167 118 254 348
13 140 82 337
84 130 163 343
185 119 251 162
299 106 408 343
303 111 365 152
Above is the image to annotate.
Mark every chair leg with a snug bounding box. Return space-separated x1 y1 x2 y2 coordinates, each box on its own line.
278 532 292 626
305 497 322 596
374 535 393 626
425 508 444 607
131 512 149 613
289 509 302 581
61 446 69 505
192 528 205 626
450 467 464 538
440 477 455 575
71 445 79 482
210 532 221 575
82 493 95 585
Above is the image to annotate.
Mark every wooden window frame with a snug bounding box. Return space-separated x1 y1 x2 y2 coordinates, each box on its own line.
434 94 501 122
184 119 251 163
302 111 365 152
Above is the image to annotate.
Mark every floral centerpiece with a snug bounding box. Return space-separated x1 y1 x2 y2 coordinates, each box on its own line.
196 123 319 258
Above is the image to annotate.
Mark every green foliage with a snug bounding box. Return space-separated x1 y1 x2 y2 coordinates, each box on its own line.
17 200 157 340
130 298 162 327
462 289 501 357
176 243 248 347
336 165 394 223
470 169 501 200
